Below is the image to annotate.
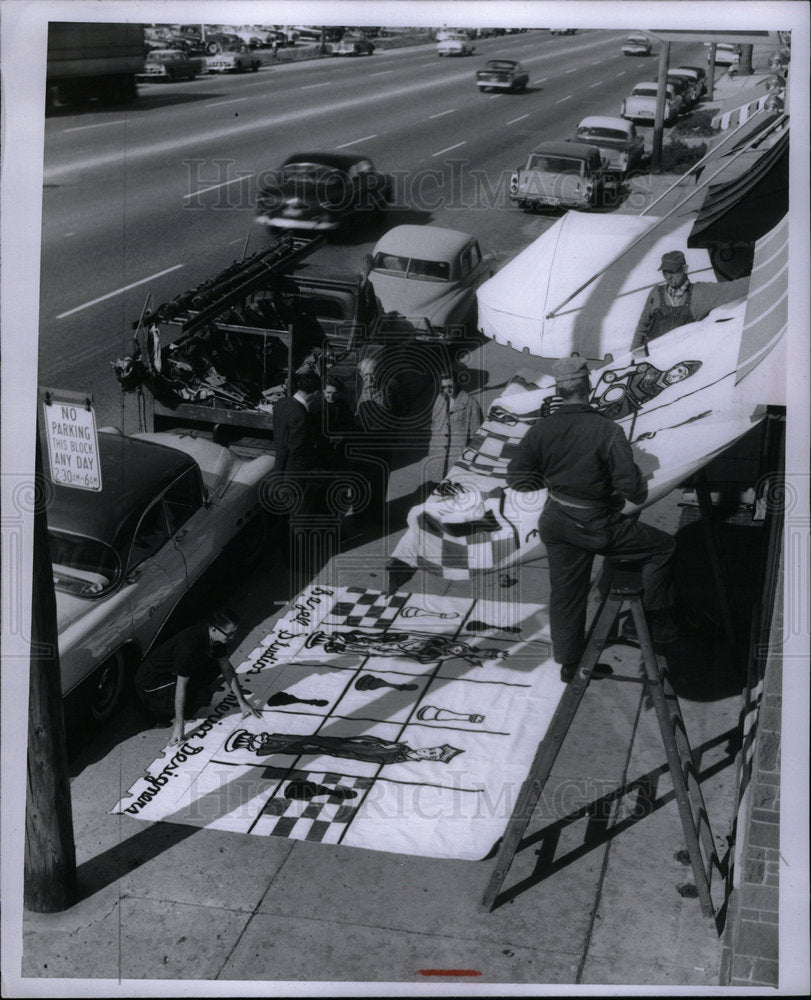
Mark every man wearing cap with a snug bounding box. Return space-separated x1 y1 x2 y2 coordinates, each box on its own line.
631 250 749 352
506 356 678 682
134 610 260 745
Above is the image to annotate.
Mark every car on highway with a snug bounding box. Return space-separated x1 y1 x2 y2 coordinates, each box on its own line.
475 59 529 92
49 429 275 725
510 141 610 212
572 116 646 177
622 34 652 56
206 42 262 73
255 151 392 233
550 29 577 35
368 225 495 340
137 48 199 82
333 34 376 56
437 33 476 56
621 81 681 126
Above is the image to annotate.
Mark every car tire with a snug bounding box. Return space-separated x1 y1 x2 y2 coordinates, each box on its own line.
87 649 128 725
206 41 220 55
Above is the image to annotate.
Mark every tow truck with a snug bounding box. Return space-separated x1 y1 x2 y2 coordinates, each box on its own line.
113 234 386 447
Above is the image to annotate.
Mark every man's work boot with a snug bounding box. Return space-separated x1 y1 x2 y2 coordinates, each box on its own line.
560 662 579 683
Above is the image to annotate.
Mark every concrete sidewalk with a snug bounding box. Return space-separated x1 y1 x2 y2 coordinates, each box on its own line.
16 63 782 994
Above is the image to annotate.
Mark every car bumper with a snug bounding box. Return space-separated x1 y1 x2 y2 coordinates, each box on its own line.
477 79 515 88
511 193 591 209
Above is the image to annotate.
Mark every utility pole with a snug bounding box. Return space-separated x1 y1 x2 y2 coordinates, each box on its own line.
24 431 77 912
739 43 754 76
650 40 671 173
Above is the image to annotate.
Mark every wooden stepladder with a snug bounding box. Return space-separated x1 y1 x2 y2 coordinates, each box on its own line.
480 559 719 919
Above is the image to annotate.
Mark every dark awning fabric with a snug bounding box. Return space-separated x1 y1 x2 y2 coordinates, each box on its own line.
687 131 788 248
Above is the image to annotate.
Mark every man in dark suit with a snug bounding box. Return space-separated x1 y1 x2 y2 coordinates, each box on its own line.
272 371 323 476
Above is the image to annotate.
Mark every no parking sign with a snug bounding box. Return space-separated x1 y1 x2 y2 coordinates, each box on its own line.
42 391 102 492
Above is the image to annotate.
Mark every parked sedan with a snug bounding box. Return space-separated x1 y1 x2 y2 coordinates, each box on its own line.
476 59 529 92
707 42 740 66
255 151 392 232
621 82 681 126
333 34 375 55
622 34 652 56
206 43 261 73
672 64 708 98
511 141 610 212
369 225 495 340
137 48 199 82
573 116 645 177
437 33 476 56
49 430 274 724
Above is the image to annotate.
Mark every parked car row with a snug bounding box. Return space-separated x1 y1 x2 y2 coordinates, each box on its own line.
621 64 708 125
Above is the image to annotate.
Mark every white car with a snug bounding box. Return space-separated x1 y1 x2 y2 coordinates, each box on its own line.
437 34 476 56
622 34 652 56
50 430 274 725
706 42 741 66
206 44 261 73
622 82 681 126
369 225 495 340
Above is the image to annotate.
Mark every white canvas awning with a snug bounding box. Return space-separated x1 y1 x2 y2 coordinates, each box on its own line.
476 212 714 360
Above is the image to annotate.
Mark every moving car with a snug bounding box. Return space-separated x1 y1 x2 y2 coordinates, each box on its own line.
510 141 610 212
137 48 199 82
573 116 645 177
621 81 681 125
550 29 577 35
622 34 652 56
437 33 476 56
333 34 375 55
369 225 495 340
476 59 529 92
50 430 275 724
255 151 392 232
206 42 261 72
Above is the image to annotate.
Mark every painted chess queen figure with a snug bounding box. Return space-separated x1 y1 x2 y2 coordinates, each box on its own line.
224 730 464 764
305 628 508 665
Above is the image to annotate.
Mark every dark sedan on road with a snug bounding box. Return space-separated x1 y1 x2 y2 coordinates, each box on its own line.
255 151 392 233
476 59 529 92
137 49 199 82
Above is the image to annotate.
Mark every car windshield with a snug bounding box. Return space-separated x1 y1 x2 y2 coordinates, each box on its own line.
488 61 516 70
577 127 628 141
280 163 345 181
49 530 121 598
633 87 658 97
151 51 180 62
528 154 586 175
372 253 450 281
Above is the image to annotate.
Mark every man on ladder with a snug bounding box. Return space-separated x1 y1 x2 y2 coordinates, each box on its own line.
506 356 679 682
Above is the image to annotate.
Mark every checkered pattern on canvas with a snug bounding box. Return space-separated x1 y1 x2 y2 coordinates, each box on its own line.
326 588 409 628
251 771 375 844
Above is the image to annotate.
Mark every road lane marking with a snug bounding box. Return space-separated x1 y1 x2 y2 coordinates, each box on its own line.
556 95 574 103
564 67 577 73
56 265 184 319
533 77 548 84
428 109 456 119
63 120 126 133
506 114 530 125
369 69 394 77
336 134 378 148
301 82 329 89
184 175 254 199
206 97 249 107
432 141 467 157
616 70 626 76
590 80 604 87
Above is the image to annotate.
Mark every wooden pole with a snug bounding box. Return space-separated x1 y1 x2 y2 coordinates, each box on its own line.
24 432 77 912
650 41 671 172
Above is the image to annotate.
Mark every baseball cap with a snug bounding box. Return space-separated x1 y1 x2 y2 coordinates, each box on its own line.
552 356 590 386
659 250 686 271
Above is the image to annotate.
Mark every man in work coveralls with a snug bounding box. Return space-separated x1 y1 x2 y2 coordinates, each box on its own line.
631 249 749 353
506 356 678 682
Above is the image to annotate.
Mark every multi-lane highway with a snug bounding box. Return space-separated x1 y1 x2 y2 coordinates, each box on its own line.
39 29 708 423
